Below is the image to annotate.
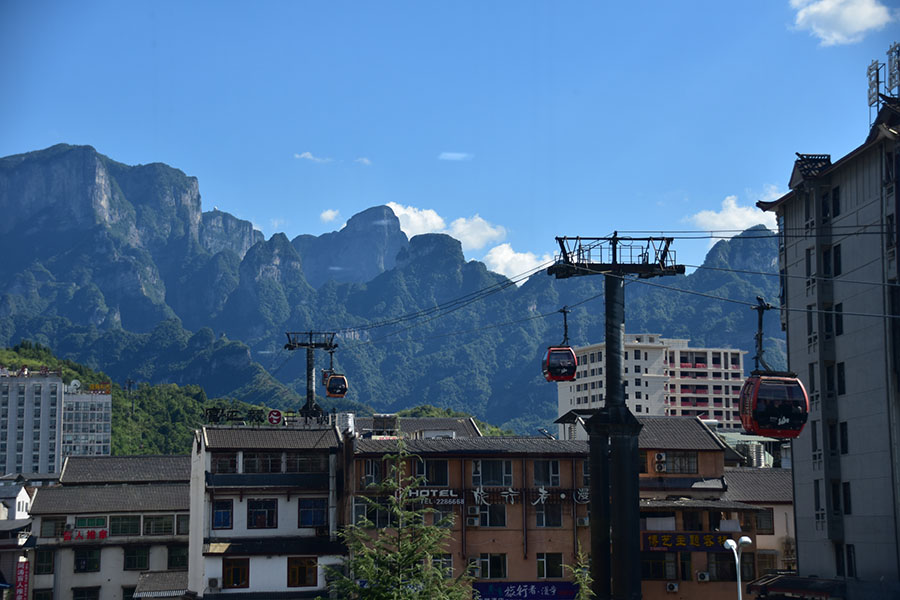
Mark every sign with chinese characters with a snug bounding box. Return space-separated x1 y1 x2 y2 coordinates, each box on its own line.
87 382 112 394
15 559 29 600
204 407 295 425
63 529 108 542
469 488 575 506
642 531 734 552
472 582 578 599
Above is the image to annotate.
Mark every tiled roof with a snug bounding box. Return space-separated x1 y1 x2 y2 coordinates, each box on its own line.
636 416 727 451
29 483 189 515
355 416 481 438
794 153 831 178
59 455 190 485
134 571 188 598
722 467 793 503
0 518 31 532
0 486 24 499
204 427 340 450
641 498 763 511
356 437 588 456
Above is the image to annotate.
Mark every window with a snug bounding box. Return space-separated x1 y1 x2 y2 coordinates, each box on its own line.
535 502 562 527
834 303 844 335
433 553 453 577
416 459 449 486
75 516 106 529
679 552 692 581
168 545 189 570
639 450 647 474
433 505 454 528
224 557 250 588
666 451 697 474
840 422 849 454
477 553 506 579
473 460 512 487
40 517 66 538
123 546 149 570
243 451 282 473
122 588 136 600
837 363 846 395
640 551 676 580
757 551 778 575
177 514 190 535
72 589 99 600
109 515 141 536
835 542 845 576
707 552 735 581
846 544 856 577
479 503 506 527
213 500 233 529
634 349 641 360
537 552 563 578
34 549 54 574
363 459 383 486
287 557 317 587
582 460 590 487
534 460 560 486
298 498 327 527
814 479 822 512
353 497 395 529
248 499 278 528
805 248 812 277
842 482 852 514
826 365 835 393
74 548 100 572
756 507 775 535
833 244 842 276
211 452 237 473
829 423 839 455
286 453 327 473
33 590 53 600
143 515 174 535
682 511 703 531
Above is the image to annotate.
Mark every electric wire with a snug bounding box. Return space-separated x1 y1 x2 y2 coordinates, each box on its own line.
684 261 900 289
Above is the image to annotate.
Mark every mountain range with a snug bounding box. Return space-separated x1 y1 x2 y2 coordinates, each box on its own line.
0 144 784 432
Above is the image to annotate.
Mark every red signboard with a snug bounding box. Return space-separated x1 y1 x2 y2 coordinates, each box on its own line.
15 559 29 600
62 529 108 542
268 410 282 425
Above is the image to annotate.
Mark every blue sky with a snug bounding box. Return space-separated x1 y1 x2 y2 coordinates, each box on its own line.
2 1 897 277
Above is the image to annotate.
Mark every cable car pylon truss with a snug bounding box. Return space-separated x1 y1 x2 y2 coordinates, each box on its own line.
547 233 685 279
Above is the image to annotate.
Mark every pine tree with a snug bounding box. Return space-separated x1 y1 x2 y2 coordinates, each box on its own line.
326 441 474 599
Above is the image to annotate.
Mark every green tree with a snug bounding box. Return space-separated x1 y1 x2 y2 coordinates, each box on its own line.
565 545 594 600
326 442 474 599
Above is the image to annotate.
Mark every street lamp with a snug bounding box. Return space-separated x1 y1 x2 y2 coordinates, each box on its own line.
723 536 752 600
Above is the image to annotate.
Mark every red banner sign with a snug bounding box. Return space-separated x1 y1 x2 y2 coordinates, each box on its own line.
63 529 108 542
15 559 29 600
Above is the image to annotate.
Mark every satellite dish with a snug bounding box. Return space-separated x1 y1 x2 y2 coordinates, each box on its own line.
70 380 81 392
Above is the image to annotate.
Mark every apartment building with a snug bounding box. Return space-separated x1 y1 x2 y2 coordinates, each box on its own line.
557 335 745 439
28 455 191 600
352 415 766 600
756 94 900 598
187 426 348 599
0 369 63 475
61 381 112 458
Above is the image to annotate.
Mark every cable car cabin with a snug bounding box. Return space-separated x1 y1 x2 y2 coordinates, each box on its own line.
739 374 809 438
326 374 348 398
543 347 577 382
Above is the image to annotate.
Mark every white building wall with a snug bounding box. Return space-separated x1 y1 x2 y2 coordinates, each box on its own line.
0 375 63 475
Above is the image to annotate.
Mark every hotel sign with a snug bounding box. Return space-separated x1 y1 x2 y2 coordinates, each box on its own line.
407 489 464 504
643 531 734 552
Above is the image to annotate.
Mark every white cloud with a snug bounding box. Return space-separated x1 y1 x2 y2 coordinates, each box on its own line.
270 217 286 231
294 151 332 163
386 202 447 237
447 215 506 251
355 157 372 166
320 209 340 223
483 244 553 283
790 0 895 45
686 195 777 244
438 152 474 161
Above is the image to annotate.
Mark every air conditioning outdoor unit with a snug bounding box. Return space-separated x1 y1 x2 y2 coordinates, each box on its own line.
576 517 590 527
655 452 667 462
665 582 679 593
466 517 480 527
697 571 710 583
208 578 219 590
467 506 480 516
654 463 667 473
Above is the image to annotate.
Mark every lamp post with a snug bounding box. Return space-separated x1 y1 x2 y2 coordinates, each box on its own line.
723 536 752 600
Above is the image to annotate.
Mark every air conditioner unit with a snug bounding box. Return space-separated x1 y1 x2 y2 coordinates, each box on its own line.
466 517 480 527
208 578 219 590
654 452 667 462
654 463 667 473
665 582 679 593
576 517 590 527
697 571 710 583
467 506 480 516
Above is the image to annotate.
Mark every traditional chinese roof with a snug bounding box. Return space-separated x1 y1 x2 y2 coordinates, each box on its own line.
134 571 189 598
203 426 340 451
721 467 793 504
354 416 482 438
640 498 762 511
29 483 189 515
0 518 31 532
637 416 727 451
355 437 588 457
59 455 190 485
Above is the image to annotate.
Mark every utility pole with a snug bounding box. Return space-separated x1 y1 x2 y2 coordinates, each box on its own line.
284 331 338 421
548 233 684 600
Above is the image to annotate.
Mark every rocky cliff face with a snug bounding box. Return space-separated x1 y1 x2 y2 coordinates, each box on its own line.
291 205 408 288
201 210 264 260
